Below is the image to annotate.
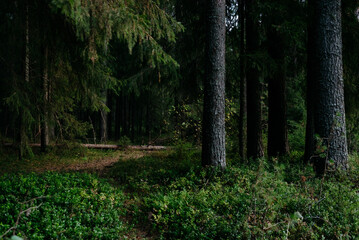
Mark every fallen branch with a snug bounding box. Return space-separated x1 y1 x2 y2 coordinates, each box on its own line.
0 203 43 239
20 196 50 205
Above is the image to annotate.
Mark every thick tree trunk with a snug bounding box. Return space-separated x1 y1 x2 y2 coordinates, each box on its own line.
311 0 348 174
238 0 247 160
267 20 289 158
202 0 226 168
246 0 263 160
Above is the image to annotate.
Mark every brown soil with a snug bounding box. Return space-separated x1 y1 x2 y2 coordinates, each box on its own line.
48 150 146 172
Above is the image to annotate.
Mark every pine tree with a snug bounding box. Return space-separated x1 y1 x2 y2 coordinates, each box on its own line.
202 0 226 168
267 0 289 158
309 0 349 174
246 0 263 160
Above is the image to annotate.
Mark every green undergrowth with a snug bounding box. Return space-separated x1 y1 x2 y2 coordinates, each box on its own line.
109 146 359 239
0 173 129 239
1 144 359 239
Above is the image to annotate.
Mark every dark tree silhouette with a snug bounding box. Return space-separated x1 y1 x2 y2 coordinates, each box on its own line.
246 0 263 160
267 1 289 158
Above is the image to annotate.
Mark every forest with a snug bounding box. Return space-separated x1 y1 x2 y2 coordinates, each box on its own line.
0 0 359 239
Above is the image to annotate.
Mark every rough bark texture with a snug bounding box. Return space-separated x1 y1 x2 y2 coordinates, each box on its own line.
202 0 226 168
267 18 289 158
311 0 348 174
238 0 247 160
246 0 263 160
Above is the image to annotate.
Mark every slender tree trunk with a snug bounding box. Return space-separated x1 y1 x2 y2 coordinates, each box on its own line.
246 0 263 160
310 0 348 174
239 0 247 160
19 0 30 159
267 17 289 158
107 90 113 139
24 2 29 84
41 45 49 152
138 106 143 136
115 94 121 140
146 92 151 143
202 0 226 168
131 92 135 142
304 0 316 164
121 92 126 136
124 94 129 136
100 91 108 142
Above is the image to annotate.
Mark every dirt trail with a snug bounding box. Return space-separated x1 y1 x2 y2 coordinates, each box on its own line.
34 150 149 173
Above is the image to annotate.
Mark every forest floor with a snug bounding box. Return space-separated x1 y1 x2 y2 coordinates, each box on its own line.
0 146 164 175
0 146 358 240
0 146 170 239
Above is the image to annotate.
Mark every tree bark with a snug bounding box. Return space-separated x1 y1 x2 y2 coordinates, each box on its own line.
267 10 289 158
311 0 348 174
115 94 121 140
107 90 113 139
238 0 247 160
100 91 108 143
246 0 263 160
124 93 129 136
304 0 316 164
19 0 30 159
41 45 49 152
202 0 226 168
131 92 135 142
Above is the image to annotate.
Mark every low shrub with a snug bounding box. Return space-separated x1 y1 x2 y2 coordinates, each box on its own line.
0 172 128 239
122 155 359 239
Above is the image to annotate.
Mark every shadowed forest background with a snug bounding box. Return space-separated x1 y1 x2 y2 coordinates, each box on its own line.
0 0 359 239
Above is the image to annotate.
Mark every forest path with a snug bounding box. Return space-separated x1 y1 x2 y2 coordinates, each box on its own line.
40 150 148 173
0 147 168 175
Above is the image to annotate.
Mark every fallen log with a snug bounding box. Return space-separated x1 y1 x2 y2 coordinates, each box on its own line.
3 143 169 151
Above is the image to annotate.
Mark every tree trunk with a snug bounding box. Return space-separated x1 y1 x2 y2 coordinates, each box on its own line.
202 0 226 168
311 0 348 174
100 90 108 143
115 94 121 140
41 45 49 152
124 93 129 136
304 0 316 164
107 90 113 139
246 0 263 160
267 15 289 158
238 0 247 160
146 93 151 143
19 0 30 159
